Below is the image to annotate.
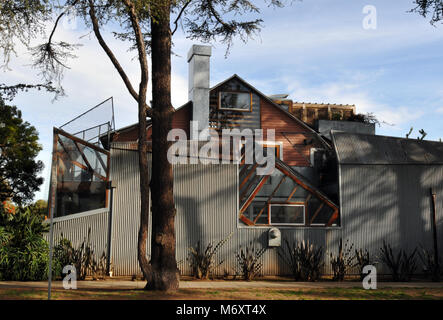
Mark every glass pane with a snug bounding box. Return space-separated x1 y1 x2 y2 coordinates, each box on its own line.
246 201 269 225
270 204 305 225
220 92 251 110
310 204 334 226
54 132 109 218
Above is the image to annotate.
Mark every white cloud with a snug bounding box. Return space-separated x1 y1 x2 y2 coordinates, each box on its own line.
277 72 424 130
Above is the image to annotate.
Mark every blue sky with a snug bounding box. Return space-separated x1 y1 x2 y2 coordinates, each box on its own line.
3 0 443 201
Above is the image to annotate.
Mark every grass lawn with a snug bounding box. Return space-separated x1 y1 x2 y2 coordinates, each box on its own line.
1 286 443 300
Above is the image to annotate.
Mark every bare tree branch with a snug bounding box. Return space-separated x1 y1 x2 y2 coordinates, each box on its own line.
88 0 152 117
172 0 193 36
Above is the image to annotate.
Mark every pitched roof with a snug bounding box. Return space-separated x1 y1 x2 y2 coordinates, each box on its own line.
211 74 320 135
332 131 443 165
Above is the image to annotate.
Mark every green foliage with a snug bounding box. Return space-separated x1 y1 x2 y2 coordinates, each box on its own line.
331 112 343 121
379 241 417 282
235 242 266 281
330 239 355 281
188 232 232 279
0 202 57 280
417 245 441 282
0 99 44 205
53 228 107 280
26 199 48 218
347 112 380 126
277 239 323 281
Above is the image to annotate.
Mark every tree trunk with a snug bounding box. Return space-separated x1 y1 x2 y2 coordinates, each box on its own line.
137 88 152 283
146 0 180 291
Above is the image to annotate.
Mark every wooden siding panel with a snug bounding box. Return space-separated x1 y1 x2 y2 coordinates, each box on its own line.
112 104 191 142
261 99 312 167
209 78 261 130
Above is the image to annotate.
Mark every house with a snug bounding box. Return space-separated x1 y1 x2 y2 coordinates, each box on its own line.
46 45 443 278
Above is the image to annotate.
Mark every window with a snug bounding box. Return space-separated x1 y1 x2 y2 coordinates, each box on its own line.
219 92 252 111
262 144 282 160
269 204 305 225
51 129 110 218
246 201 269 225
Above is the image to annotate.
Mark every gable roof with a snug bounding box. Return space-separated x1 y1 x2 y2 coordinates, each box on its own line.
211 74 318 134
332 131 443 165
211 74 331 149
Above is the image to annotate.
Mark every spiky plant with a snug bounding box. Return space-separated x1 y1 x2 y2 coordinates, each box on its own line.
418 245 441 282
330 239 355 281
354 248 371 280
188 232 233 279
379 241 417 281
277 239 324 281
235 242 267 281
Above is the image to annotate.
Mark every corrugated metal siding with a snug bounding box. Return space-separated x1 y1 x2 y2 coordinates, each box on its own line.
339 164 443 274
109 142 145 276
109 142 340 276
333 132 443 165
45 209 109 262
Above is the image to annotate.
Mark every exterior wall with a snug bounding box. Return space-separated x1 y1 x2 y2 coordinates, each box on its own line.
317 120 375 139
172 103 191 137
109 142 340 276
112 104 191 143
209 78 261 130
339 164 443 274
45 208 109 262
260 99 312 167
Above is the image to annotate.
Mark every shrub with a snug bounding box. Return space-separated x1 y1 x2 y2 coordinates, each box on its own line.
417 245 441 282
330 239 354 281
278 239 323 281
354 248 372 280
235 242 266 281
0 204 58 280
379 241 417 281
188 233 232 279
53 228 107 280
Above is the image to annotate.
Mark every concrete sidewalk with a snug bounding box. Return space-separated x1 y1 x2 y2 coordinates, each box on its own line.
1 280 443 290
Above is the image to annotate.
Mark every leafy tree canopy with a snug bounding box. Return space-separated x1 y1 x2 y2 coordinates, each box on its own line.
0 97 44 205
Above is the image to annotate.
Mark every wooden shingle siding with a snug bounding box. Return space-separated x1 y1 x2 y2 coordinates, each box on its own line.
260 99 312 167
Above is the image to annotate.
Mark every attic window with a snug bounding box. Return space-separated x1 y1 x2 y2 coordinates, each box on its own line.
219 91 252 112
